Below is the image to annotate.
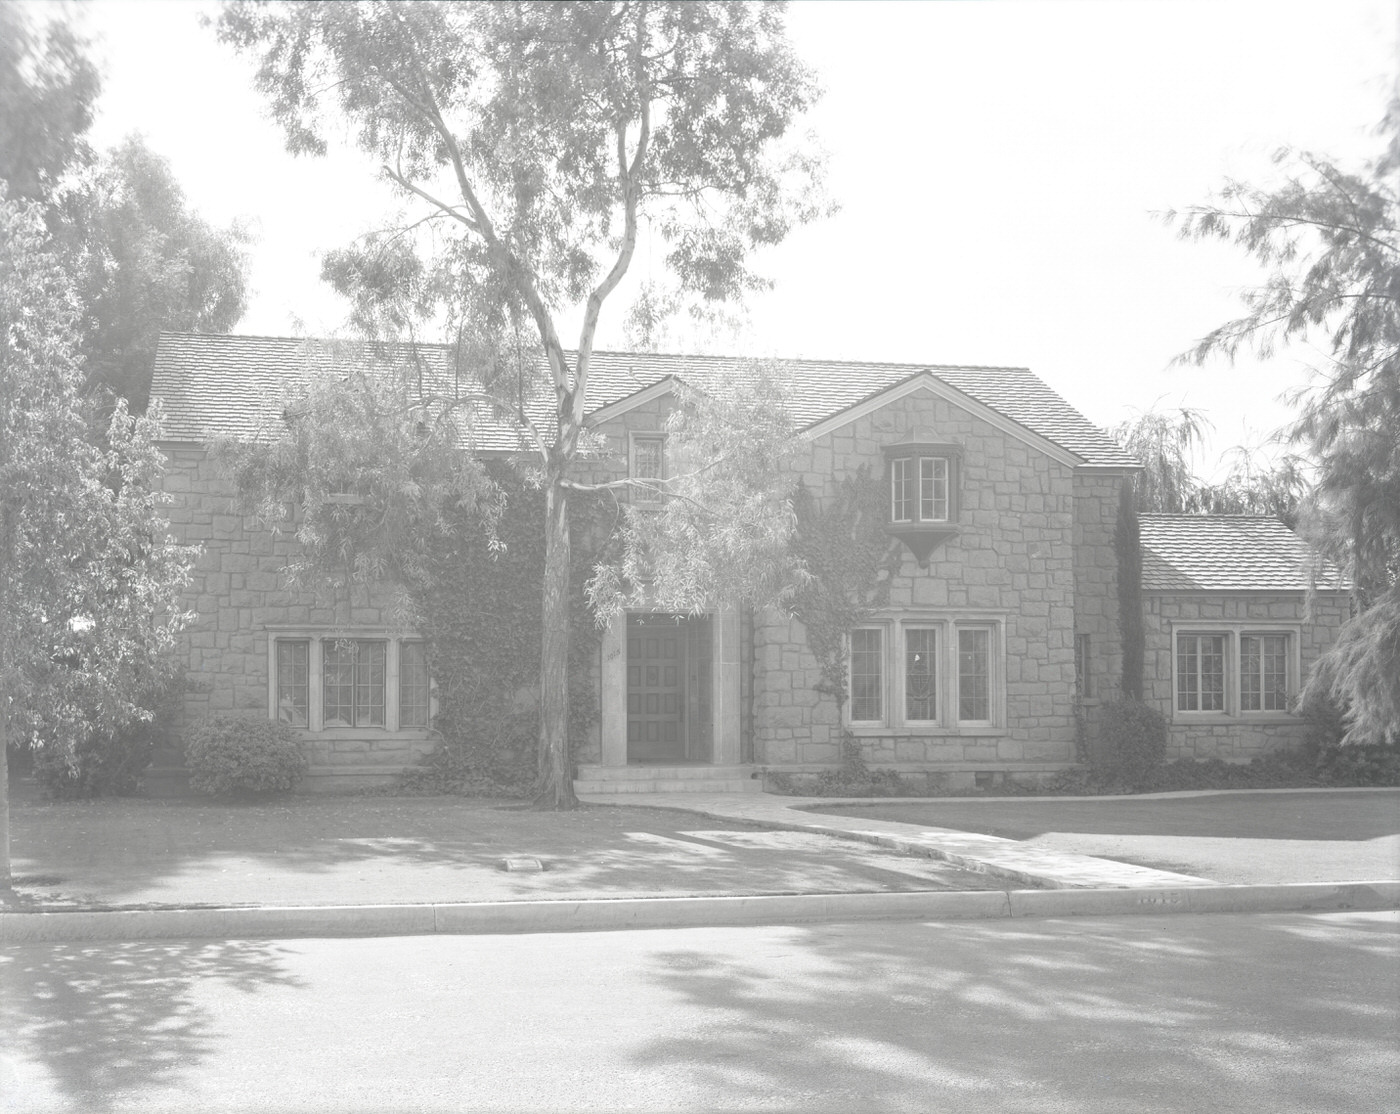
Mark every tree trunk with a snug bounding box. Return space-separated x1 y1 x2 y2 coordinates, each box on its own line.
535 474 579 809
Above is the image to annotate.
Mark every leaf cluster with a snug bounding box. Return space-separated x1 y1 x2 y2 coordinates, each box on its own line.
588 360 806 622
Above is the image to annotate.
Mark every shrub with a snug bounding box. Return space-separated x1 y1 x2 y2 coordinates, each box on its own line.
1100 699 1167 788
31 674 184 799
396 741 535 798
185 715 308 796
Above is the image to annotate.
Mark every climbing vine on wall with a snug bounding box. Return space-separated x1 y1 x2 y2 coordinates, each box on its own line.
1114 476 1145 701
404 462 618 790
788 470 901 713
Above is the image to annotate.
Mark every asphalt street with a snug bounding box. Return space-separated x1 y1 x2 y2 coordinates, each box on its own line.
3 909 1397 1113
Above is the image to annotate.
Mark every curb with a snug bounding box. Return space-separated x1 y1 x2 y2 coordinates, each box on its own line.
4 881 1397 945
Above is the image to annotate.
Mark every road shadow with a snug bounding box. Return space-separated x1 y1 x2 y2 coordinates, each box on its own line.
1 938 304 1111
631 912 1400 1113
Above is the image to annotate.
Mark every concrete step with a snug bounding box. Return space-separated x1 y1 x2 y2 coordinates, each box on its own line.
575 778 764 795
575 764 755 780
574 765 763 794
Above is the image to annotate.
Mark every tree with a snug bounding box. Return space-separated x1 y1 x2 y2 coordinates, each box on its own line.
215 0 825 806
56 136 251 410
1 8 249 413
1110 405 1212 513
0 4 100 206
1 195 198 884
1167 103 1400 743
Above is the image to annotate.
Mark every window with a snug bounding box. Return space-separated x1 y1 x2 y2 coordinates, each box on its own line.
905 628 938 721
324 639 386 727
1173 628 1296 717
889 453 954 524
276 641 309 726
958 628 991 722
1176 634 1225 713
850 628 884 722
630 433 665 505
271 634 432 731
847 616 1004 730
920 457 949 522
400 641 431 727
1241 634 1288 712
1074 633 1091 699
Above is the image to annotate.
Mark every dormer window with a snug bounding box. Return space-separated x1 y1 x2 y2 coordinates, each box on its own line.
884 441 962 565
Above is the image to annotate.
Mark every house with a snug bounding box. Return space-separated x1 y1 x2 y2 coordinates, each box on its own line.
147 332 1346 793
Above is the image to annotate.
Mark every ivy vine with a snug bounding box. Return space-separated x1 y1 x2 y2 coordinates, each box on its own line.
403 463 618 792
788 469 901 713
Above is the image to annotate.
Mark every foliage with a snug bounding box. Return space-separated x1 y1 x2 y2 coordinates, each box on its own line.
1192 447 1307 528
215 0 826 807
1111 406 1307 526
0 4 100 205
410 464 610 790
215 347 501 597
1111 405 1211 514
31 672 184 799
1113 479 1144 700
0 195 198 763
2 9 248 413
54 136 249 410
588 362 806 623
185 715 309 796
1098 699 1166 787
1168 105 1400 743
786 470 898 709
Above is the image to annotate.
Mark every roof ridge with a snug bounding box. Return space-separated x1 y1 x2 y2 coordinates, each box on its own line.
154 332 1032 373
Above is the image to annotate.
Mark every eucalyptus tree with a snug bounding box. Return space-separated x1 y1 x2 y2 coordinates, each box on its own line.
1167 106 1400 743
216 1 825 806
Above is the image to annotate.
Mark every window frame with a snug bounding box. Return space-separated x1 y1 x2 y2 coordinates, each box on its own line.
1170 624 1299 720
846 614 1005 733
268 631 435 733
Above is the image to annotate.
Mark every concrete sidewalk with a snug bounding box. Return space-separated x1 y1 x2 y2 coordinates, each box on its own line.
3 787 1396 943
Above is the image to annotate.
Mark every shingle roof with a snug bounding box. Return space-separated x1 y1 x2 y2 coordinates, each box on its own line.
1139 514 1347 592
149 332 1139 466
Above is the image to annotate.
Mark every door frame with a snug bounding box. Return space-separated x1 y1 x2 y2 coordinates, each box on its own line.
600 606 741 768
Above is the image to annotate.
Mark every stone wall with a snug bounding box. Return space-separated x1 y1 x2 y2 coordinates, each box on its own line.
157 444 437 790
1144 591 1349 761
751 386 1089 776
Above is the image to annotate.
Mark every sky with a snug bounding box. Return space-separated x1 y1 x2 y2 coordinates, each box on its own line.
69 0 1399 475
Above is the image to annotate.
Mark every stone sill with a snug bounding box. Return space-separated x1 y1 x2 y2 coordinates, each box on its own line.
1169 714 1303 727
762 761 1075 774
292 729 435 742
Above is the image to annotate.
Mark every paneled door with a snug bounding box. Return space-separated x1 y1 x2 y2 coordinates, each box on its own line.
626 614 712 762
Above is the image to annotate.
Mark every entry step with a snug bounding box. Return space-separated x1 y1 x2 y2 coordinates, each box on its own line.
575 764 764 794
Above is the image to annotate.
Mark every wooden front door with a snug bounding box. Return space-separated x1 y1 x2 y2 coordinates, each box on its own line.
626 614 712 762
